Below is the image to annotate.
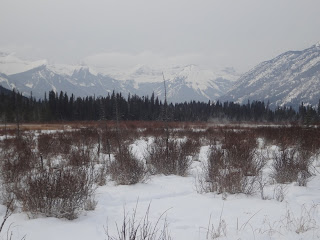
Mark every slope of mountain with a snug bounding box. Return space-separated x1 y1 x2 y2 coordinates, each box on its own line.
0 72 12 90
8 65 90 98
135 65 237 103
0 84 12 96
221 42 320 108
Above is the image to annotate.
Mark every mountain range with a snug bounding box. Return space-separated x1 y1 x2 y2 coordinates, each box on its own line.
1 41 320 108
0 53 238 103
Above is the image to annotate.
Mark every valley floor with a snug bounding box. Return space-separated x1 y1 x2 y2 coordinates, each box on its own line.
1 125 320 240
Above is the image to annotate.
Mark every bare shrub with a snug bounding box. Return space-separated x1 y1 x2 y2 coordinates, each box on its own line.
0 137 36 183
37 133 59 159
280 204 319 234
183 138 201 161
257 175 272 200
38 131 72 154
273 184 287 202
200 131 264 195
0 199 27 240
202 147 228 193
38 131 96 168
12 166 96 220
209 151 245 194
109 144 146 185
0 200 13 233
105 203 172 240
257 126 320 155
146 138 193 176
68 149 92 166
202 127 221 146
206 218 227 239
101 127 118 156
257 203 320 237
77 127 99 146
56 132 72 155
223 131 262 177
296 147 313 186
205 206 227 239
84 196 98 211
69 128 99 158
257 126 300 149
95 164 107 186
0 128 98 221
272 145 312 184
100 125 138 160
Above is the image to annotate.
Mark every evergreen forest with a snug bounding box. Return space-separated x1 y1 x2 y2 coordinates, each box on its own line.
0 89 319 125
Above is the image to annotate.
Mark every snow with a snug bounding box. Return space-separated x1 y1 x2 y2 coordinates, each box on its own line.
51 85 57 93
25 83 33 88
47 64 82 76
1 137 320 240
288 51 320 74
0 76 9 85
0 53 47 75
4 173 320 240
172 65 239 92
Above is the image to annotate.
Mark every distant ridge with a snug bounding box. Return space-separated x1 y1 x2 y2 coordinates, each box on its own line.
0 54 239 102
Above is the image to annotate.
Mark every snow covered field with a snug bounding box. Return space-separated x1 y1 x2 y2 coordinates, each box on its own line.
1 127 320 240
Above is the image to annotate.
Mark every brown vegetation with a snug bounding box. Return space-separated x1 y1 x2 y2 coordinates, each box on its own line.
0 121 319 221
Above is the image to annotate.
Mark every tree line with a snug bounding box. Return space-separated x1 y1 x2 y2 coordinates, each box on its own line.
0 89 319 124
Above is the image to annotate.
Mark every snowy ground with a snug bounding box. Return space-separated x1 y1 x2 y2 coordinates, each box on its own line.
1 136 320 240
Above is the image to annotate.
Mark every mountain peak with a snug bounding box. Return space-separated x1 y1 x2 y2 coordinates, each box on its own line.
72 66 89 74
183 64 199 70
79 66 90 72
133 65 157 75
71 66 98 79
178 64 200 76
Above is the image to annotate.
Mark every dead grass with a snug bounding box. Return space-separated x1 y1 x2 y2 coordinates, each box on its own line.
0 121 300 133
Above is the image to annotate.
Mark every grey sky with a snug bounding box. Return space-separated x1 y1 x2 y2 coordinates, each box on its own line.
1 0 320 72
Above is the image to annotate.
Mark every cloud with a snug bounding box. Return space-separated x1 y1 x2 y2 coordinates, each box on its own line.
1 0 320 72
82 51 210 70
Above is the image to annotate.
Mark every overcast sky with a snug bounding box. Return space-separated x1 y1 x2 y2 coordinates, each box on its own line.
1 0 320 73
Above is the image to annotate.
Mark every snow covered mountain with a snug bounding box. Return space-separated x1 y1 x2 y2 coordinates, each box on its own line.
5 65 131 99
136 65 238 103
0 54 239 103
220 42 320 108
